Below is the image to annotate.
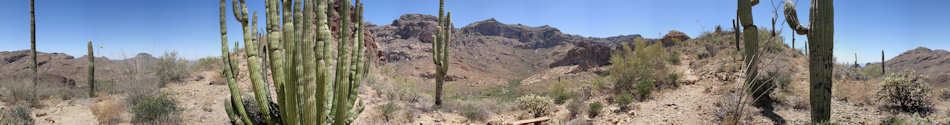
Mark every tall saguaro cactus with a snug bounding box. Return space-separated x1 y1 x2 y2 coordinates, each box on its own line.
784 0 834 123
738 0 760 98
30 0 38 103
88 41 95 97
881 50 885 75
433 0 452 107
221 0 367 124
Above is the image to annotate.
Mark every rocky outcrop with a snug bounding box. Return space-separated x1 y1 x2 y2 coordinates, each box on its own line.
886 47 950 88
391 14 439 43
550 42 612 72
661 30 690 47
461 18 573 49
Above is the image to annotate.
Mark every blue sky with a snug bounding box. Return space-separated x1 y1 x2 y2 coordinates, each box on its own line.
1 0 948 64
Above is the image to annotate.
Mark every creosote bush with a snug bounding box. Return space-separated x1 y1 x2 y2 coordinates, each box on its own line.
549 80 575 104
588 102 603 118
516 94 554 118
154 51 191 86
609 38 668 92
636 80 654 101
378 102 400 121
615 91 634 112
877 71 933 113
131 92 181 124
1 105 34 125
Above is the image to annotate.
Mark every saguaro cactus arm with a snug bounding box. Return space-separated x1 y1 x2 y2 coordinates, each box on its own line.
783 0 809 35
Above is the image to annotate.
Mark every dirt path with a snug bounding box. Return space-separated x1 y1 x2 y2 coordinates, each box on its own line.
165 71 231 124
595 56 720 124
33 98 100 125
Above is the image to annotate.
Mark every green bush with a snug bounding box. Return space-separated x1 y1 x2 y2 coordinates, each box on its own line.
609 38 668 92
615 91 634 112
566 99 584 119
458 103 488 122
668 52 681 64
859 63 884 79
881 113 935 125
1 105 34 125
588 102 603 118
876 71 933 113
549 80 574 104
516 94 555 118
378 102 400 121
668 72 680 86
131 93 180 123
636 80 654 101
154 51 191 86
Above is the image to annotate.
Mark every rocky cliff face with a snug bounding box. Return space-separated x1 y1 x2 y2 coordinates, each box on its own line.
886 47 950 88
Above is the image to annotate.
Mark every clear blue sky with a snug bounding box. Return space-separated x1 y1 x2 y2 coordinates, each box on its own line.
1 0 948 64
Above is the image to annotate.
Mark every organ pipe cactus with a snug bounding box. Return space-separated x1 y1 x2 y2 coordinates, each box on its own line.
221 0 367 124
219 0 253 124
784 0 834 123
88 41 95 97
433 0 452 107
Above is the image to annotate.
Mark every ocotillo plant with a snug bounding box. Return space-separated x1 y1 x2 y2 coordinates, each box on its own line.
784 0 834 123
221 0 367 124
432 0 452 107
88 41 95 97
738 0 761 101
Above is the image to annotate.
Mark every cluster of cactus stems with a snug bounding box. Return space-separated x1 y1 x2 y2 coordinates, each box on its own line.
88 41 95 97
220 0 367 124
432 0 452 107
784 0 834 123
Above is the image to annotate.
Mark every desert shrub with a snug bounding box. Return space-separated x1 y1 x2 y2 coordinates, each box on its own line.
131 92 180 124
154 51 191 86
609 38 668 92
194 57 222 71
458 102 488 122
881 113 935 125
1 105 34 125
588 102 603 118
91 99 123 125
484 80 525 101
566 99 584 119
859 63 884 79
668 72 680 85
516 94 554 118
669 52 681 64
876 71 933 113
615 91 634 112
549 80 574 104
378 102 400 121
636 80 654 101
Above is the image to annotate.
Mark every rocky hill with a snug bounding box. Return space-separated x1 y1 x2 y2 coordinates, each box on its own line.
886 47 950 88
0 50 154 87
365 14 663 96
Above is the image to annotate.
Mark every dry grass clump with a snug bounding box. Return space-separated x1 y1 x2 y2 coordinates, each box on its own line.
90 99 124 125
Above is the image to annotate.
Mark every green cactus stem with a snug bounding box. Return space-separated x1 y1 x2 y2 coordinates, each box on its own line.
433 0 452 107
738 0 759 100
87 41 95 97
882 50 885 75
30 0 38 103
784 0 834 123
232 0 275 124
220 0 253 124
